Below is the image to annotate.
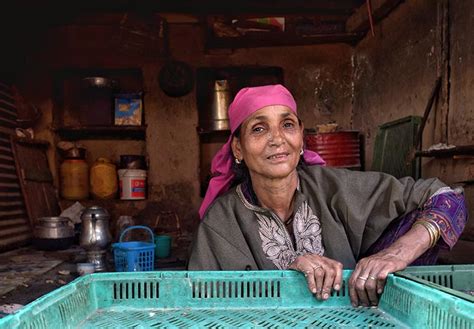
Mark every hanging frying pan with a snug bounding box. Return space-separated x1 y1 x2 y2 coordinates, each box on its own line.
158 61 194 97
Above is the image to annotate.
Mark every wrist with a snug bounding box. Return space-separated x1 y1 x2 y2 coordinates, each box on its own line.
413 219 441 248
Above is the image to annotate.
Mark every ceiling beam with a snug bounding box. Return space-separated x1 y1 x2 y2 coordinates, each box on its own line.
9 0 364 16
346 0 404 33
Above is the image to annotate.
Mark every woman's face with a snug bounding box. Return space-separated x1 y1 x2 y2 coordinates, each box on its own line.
231 105 304 181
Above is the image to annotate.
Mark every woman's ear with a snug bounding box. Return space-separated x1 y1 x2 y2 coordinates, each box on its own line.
231 137 242 161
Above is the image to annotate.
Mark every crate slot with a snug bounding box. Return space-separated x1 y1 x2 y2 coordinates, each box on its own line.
113 281 159 300
25 315 47 329
192 279 280 299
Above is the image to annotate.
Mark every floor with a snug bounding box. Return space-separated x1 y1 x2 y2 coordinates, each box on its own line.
0 244 186 319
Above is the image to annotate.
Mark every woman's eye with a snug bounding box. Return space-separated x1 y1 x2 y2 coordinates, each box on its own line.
283 121 295 128
252 126 265 133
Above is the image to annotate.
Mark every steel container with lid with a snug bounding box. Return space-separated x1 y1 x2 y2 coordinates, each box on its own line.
33 217 75 250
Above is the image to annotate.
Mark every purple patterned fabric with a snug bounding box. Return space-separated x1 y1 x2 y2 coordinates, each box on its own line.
366 190 467 265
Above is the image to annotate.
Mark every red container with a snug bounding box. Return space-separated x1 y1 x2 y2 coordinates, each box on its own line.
305 131 361 168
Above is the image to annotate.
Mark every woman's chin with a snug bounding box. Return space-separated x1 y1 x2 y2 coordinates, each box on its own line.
264 165 298 180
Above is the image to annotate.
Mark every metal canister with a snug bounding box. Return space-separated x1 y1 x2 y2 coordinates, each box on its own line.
198 80 231 132
211 80 231 130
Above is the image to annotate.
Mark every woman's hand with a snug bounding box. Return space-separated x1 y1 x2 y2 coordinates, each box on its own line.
349 222 434 307
349 250 408 307
289 254 343 301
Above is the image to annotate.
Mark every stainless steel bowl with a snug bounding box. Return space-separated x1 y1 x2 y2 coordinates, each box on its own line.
34 217 74 239
82 77 117 89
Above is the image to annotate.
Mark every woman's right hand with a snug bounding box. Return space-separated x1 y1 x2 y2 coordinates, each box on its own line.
289 254 343 301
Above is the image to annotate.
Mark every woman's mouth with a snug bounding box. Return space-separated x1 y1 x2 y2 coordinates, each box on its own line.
267 152 289 160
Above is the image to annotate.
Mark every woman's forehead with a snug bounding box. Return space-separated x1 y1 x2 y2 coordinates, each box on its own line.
245 105 296 122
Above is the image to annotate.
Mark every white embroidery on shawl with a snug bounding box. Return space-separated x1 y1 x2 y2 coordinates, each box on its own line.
255 213 297 270
294 201 324 256
255 201 324 270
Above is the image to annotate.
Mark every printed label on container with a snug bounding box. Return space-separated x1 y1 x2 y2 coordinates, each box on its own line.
131 179 145 197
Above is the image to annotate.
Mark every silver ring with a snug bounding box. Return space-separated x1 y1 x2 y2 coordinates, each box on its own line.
358 276 368 281
368 275 377 280
313 265 322 271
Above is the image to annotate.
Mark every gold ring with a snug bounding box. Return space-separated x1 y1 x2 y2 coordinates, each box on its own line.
358 276 368 281
368 276 377 280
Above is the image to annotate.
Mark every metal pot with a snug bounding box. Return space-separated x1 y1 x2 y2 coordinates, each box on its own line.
34 217 74 239
80 206 112 251
33 217 75 250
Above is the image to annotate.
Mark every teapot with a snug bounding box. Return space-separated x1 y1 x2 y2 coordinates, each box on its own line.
80 206 112 251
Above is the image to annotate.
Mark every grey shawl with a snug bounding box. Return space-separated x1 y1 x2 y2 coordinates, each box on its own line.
188 165 446 270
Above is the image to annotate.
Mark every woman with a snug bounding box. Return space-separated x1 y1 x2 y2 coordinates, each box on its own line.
188 84 467 307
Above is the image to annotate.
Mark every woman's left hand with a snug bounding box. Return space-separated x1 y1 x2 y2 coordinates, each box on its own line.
349 250 408 307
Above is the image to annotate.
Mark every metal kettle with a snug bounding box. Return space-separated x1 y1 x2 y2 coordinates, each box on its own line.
80 206 112 250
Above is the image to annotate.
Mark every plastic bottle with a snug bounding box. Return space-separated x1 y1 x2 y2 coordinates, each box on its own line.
90 157 118 199
60 159 89 200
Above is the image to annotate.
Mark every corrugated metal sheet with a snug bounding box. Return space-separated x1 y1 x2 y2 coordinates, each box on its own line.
0 81 31 251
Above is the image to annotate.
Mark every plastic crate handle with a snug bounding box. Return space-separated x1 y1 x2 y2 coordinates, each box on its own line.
119 225 154 244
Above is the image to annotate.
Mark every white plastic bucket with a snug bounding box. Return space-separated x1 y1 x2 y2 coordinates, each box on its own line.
118 169 147 200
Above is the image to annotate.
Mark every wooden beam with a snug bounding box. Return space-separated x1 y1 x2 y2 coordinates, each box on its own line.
206 32 363 49
9 0 362 15
346 0 404 33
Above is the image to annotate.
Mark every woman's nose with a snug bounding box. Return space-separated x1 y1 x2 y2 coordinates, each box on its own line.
268 127 284 145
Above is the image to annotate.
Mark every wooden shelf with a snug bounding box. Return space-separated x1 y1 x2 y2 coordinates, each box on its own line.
415 145 474 158
55 125 147 140
206 32 363 49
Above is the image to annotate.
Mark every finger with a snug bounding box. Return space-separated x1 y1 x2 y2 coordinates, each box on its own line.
376 268 390 295
365 275 379 306
349 281 359 307
355 275 370 307
333 262 343 291
349 268 361 307
354 263 371 307
313 266 325 300
377 277 386 295
304 268 317 295
321 266 334 300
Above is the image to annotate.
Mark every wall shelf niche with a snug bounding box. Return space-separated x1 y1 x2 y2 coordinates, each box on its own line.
52 67 145 141
54 125 147 141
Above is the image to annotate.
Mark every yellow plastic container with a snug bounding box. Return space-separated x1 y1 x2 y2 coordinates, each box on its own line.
90 157 118 199
60 159 89 200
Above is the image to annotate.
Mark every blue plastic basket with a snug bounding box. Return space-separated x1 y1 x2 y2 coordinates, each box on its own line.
112 225 155 272
0 270 473 328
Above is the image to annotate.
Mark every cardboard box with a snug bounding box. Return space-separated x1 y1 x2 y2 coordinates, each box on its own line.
114 93 143 126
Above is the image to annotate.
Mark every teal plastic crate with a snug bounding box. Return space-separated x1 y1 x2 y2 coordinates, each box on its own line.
397 264 474 302
0 270 473 328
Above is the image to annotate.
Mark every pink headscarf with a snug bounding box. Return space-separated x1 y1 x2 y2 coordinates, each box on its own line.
199 84 325 219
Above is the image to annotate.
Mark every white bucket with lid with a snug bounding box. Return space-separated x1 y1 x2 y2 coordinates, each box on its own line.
118 169 147 200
